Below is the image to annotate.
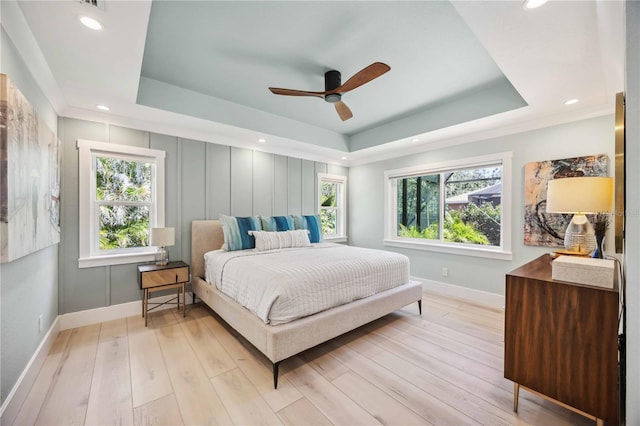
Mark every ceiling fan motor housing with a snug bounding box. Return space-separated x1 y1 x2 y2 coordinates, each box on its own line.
324 70 342 103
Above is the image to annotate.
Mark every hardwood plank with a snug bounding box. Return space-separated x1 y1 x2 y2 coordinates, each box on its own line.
299 344 349 382
391 309 504 357
331 323 385 359
98 317 128 342
35 324 101 425
85 319 134 425
380 314 504 370
12 330 72 425
126 313 147 335
127 316 174 408
332 371 429 425
211 368 282 425
363 318 590 426
365 320 506 383
49 328 73 354
284 357 382 425
276 398 332 426
133 393 184 426
325 339 477 425
371 348 524 425
200 313 302 413
179 314 236 378
15 291 596 426
12 352 64 426
148 307 180 329
423 291 504 321
411 300 504 343
155 323 233 425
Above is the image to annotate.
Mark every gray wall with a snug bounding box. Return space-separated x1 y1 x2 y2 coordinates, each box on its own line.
348 115 615 296
57 117 347 315
625 2 639 422
0 28 59 403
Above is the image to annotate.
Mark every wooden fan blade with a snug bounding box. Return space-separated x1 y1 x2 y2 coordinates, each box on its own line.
336 62 390 94
269 87 325 97
335 101 353 121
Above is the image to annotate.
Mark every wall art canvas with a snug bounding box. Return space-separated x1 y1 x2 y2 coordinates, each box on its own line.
0 73 61 263
524 154 608 247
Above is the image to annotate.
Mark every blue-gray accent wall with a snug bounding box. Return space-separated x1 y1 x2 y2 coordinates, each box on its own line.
57 118 348 315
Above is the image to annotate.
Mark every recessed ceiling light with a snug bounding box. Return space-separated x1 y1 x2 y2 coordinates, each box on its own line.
341 156 347 160
79 16 103 31
258 138 266 143
96 104 110 111
411 138 420 143
523 0 548 9
564 99 579 105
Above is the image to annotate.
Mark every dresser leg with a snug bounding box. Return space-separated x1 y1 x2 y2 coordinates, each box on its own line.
514 383 520 412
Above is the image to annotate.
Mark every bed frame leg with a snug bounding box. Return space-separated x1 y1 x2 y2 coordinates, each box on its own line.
273 362 281 389
417 300 422 315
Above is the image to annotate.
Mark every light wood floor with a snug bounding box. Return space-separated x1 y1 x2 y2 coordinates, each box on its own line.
14 292 593 426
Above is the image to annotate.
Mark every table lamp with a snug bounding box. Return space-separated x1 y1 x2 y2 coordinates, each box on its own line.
150 227 175 266
546 176 614 254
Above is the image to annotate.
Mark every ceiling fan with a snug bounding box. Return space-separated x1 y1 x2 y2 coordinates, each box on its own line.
268 62 391 121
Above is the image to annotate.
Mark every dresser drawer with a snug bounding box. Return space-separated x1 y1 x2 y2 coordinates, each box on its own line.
140 266 189 289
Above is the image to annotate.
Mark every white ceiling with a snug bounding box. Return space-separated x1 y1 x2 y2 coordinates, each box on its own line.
7 0 624 166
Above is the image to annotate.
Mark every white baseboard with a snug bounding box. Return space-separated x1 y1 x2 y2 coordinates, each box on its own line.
0 316 61 426
412 276 504 309
59 292 195 330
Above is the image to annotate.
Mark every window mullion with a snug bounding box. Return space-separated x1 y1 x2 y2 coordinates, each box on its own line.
439 173 445 242
95 201 153 207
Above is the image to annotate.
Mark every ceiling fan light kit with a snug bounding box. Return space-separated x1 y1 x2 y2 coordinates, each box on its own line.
324 94 341 104
269 62 390 122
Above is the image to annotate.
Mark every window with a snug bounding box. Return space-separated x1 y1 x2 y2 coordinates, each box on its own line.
384 152 512 260
78 140 165 268
318 173 347 242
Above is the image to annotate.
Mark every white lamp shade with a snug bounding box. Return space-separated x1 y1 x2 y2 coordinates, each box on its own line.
546 176 614 214
150 227 175 247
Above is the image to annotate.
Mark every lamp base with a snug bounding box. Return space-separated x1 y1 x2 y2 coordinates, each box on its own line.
155 246 169 266
563 214 596 255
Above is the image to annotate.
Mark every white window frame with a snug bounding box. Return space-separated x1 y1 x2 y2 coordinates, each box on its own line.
78 139 166 268
318 173 347 242
384 152 512 260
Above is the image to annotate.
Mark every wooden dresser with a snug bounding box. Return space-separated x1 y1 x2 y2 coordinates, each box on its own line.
504 254 618 425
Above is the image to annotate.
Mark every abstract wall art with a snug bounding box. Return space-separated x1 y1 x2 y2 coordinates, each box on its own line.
523 154 608 248
0 73 61 263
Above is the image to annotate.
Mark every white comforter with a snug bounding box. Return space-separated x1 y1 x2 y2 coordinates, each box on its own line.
204 243 410 325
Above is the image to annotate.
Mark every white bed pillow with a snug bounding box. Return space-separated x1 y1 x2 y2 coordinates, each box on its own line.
249 230 311 251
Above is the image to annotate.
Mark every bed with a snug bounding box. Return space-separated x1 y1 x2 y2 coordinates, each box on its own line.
190 220 423 388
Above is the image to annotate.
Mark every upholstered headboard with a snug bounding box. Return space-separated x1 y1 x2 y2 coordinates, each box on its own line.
191 220 224 279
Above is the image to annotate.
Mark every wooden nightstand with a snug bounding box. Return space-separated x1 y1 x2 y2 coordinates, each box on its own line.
505 254 618 425
137 261 190 326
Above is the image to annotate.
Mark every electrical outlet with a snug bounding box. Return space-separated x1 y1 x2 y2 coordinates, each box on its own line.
442 267 449 277
38 314 43 332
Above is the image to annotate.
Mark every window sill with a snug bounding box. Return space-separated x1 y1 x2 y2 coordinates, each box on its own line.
384 238 512 261
324 236 348 243
78 251 157 268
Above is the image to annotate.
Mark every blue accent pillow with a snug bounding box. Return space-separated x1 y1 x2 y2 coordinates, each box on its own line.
219 215 262 251
292 215 322 243
260 215 294 232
